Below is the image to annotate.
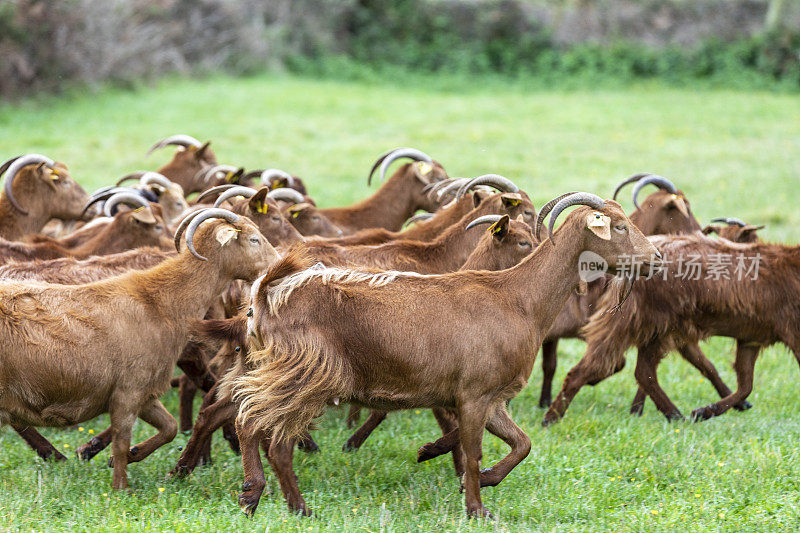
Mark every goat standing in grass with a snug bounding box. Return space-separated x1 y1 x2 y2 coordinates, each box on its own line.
230 192 659 517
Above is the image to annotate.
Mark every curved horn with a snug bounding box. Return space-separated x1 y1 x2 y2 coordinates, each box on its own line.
198 164 239 184
404 212 435 227
102 191 150 217
182 208 240 261
370 148 433 185
534 192 580 240
422 176 465 195
432 178 470 201
711 217 747 227
115 172 146 186
1 154 55 215
548 192 606 242
631 175 678 210
455 174 519 201
195 184 239 203
267 188 304 204
366 148 397 185
260 169 296 188
214 186 258 208
612 173 654 201
465 214 503 231
146 134 202 156
81 186 138 217
139 172 173 190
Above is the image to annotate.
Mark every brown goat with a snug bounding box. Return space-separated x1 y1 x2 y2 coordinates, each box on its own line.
0 155 90 240
703 217 764 243
228 193 658 517
543 232 795 423
319 148 449 235
0 209 278 489
147 135 217 195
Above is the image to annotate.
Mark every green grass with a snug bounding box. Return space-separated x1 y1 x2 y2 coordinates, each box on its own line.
1 74 800 531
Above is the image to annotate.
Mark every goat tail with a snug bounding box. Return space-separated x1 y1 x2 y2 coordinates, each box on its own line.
232 337 352 443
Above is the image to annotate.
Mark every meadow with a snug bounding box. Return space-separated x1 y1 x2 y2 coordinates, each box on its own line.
0 74 799 531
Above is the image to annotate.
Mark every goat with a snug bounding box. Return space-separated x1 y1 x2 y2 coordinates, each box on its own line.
242 168 309 196
0 155 90 240
0 208 278 489
537 173 704 408
319 148 449 235
703 217 764 243
115 171 189 224
146 135 217 195
227 192 659 517
543 232 796 424
263 188 342 237
322 175 535 246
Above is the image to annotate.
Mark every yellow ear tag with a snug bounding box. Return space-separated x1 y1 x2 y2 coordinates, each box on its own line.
133 206 145 213
49 169 60 180
507 198 521 207
416 162 432 175
270 181 283 190
291 210 300 218
488 221 503 234
225 172 236 183
255 202 268 214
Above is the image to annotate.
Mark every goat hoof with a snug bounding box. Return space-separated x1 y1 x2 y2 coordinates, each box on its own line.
167 465 190 479
342 441 357 452
690 407 714 422
289 502 312 517
416 443 438 463
76 438 104 462
466 506 493 519
541 415 558 427
298 439 319 453
734 400 753 411
129 446 139 457
538 398 551 409
666 411 685 422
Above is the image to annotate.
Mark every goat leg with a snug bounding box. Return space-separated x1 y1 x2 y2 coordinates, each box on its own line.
630 388 648 415
431 407 463 476
458 400 492 518
691 342 760 421
538 339 558 408
237 422 268 517
122 399 177 464
178 375 197 433
478 404 531 488
417 428 459 463
13 425 67 462
75 427 113 461
345 404 362 428
296 431 319 453
543 347 626 426
343 410 387 451
678 342 752 411
633 342 684 421
169 393 237 478
109 400 137 490
267 436 312 516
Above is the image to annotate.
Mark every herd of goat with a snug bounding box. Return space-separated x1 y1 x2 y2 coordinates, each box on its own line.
0 135 791 518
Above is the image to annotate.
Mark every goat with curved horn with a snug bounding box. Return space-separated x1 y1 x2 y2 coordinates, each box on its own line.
465 215 504 231
178 208 240 261
2 154 56 215
195 184 239 203
368 148 433 185
433 178 471 201
214 186 258 208
82 187 141 217
711 217 747 227
547 192 607 242
455 174 519 202
631 175 678 210
146 134 203 156
611 173 658 201
403 212 435 227
198 164 241 184
266 188 304 205
534 192 579 239
102 192 151 218
260 169 296 188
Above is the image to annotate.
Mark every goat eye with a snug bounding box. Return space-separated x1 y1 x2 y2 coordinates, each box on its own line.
311 216 320 222
614 225 627 233
249 237 260 246
518 241 531 248
524 210 533 217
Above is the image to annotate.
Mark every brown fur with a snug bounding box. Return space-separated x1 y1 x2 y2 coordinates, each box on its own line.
0 161 90 240
155 143 217 195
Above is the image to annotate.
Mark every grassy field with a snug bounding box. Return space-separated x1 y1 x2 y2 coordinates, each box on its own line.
0 75 799 532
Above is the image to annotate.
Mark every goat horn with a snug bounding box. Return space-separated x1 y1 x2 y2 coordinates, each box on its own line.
369 148 433 185
116 172 146 186
404 212 434 227
214 186 258 208
534 192 580 240
465 214 503 230
102 191 150 217
82 186 137 217
267 188 304 204
195 184 239 203
611 173 656 201
422 177 463 195
432 178 470 201
138 172 173 190
632 175 678 210
146 134 203 156
198 164 239 184
455 174 519 201
260 169 296 188
1 154 55 215
711 217 747 227
183 208 240 261
547 192 606 242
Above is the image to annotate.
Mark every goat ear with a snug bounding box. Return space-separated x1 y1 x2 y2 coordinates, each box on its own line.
196 141 211 159
225 168 244 184
216 226 239 246
668 195 689 216
586 212 611 240
286 202 313 219
412 161 435 184
248 188 270 214
500 193 522 209
268 176 290 190
702 225 720 235
488 215 510 240
131 207 157 224
741 224 765 236
472 191 484 208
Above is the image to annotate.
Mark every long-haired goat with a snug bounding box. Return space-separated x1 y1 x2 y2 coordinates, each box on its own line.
0 208 278 489
703 217 764 243
228 192 659 517
146 135 217 195
0 155 90 240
